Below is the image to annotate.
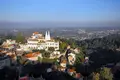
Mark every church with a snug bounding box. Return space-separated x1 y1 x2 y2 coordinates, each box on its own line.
26 31 59 50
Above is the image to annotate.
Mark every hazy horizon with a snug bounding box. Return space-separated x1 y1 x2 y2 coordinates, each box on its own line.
0 21 120 29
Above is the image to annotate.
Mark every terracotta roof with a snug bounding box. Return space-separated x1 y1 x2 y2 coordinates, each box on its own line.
68 69 75 72
24 52 40 58
33 32 39 34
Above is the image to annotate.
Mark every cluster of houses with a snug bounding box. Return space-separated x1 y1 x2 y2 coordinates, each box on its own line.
0 31 77 69
0 32 83 80
1 31 120 80
1 31 59 58
2 39 17 50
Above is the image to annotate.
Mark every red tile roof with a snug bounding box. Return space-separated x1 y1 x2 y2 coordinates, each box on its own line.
33 32 39 34
24 52 40 58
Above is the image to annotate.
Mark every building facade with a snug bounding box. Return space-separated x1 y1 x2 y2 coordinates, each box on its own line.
2 39 16 49
25 31 59 50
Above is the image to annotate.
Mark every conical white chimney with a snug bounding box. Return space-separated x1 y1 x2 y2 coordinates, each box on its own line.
47 31 51 40
45 31 51 40
45 31 48 40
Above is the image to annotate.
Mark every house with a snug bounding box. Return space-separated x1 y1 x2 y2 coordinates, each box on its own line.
18 44 31 52
0 51 17 61
59 60 67 72
74 48 80 53
67 68 76 76
68 53 76 65
24 52 42 61
2 39 16 49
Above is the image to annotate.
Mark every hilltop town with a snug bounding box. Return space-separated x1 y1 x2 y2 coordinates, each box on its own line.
1 31 120 80
0 31 84 80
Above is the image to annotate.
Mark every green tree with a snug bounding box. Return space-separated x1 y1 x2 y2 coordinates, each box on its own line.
75 51 85 65
38 57 42 62
0 38 5 45
32 49 45 53
59 42 68 52
93 72 100 80
54 59 59 66
39 49 45 53
32 49 40 52
68 39 77 48
48 47 55 52
100 67 113 80
80 46 87 54
75 48 85 64
16 32 25 44
42 51 50 58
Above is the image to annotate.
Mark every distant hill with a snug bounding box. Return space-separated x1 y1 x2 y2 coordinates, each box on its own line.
76 34 120 49
0 21 120 29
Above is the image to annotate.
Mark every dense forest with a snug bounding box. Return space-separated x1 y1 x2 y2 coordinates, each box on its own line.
56 34 120 52
56 34 120 80
76 34 120 49
58 34 120 63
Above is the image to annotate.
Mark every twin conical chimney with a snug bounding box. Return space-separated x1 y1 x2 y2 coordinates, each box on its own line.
45 31 51 40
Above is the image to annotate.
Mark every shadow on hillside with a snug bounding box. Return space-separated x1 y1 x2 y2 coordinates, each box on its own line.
75 48 120 77
0 62 77 80
1 48 120 80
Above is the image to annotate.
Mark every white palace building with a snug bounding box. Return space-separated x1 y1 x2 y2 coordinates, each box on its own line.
23 31 59 51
